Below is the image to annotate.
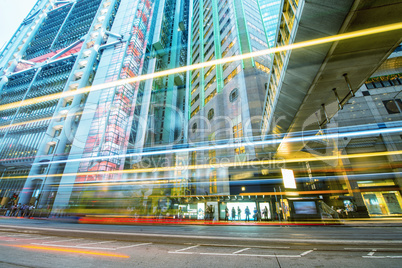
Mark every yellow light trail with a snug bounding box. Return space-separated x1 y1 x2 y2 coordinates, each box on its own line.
1 22 402 113
14 245 130 258
2 150 402 180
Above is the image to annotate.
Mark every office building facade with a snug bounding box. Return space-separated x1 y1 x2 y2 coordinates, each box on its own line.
0 0 190 211
187 0 271 196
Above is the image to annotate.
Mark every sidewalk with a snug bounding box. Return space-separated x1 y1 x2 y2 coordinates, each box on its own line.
341 217 402 227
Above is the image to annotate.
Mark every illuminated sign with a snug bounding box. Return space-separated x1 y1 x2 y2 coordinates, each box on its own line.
281 168 296 189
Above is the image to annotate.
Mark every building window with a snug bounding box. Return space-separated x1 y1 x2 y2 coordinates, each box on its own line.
205 89 217 105
224 65 241 85
47 144 55 155
209 170 217 194
191 94 199 106
191 106 200 118
221 39 236 58
54 129 61 137
229 88 238 102
208 108 214 120
64 144 72 154
64 99 73 107
204 65 216 79
204 76 216 91
233 122 245 155
191 72 200 84
235 147 245 155
191 83 199 95
255 61 270 74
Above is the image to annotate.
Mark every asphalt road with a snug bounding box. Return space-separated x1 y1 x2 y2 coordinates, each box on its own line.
0 217 402 267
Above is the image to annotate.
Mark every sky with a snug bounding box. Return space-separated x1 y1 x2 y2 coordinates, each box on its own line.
0 0 37 50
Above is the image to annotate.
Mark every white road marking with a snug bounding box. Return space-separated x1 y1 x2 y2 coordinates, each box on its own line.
169 245 313 258
2 236 53 242
232 248 250 254
300 249 314 256
115 243 152 249
368 249 376 256
363 256 402 259
175 245 200 252
168 251 194 254
344 248 400 251
2 234 31 237
40 238 84 244
199 253 301 258
201 243 290 249
75 240 116 246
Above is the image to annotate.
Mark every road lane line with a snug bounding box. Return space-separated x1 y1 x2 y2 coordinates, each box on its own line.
199 253 301 258
175 245 200 252
2 236 53 242
168 251 194 254
200 243 290 249
363 256 402 258
3 234 31 237
233 248 250 254
300 249 314 256
344 248 400 250
115 242 152 249
76 240 116 246
38 238 84 244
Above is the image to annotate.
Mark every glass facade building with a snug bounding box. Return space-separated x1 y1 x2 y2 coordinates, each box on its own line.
258 0 281 48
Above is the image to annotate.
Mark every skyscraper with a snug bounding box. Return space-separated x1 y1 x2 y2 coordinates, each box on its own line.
258 0 281 48
0 0 189 210
187 0 271 195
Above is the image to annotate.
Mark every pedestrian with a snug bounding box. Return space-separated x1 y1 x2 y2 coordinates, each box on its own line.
253 207 258 221
263 206 268 220
225 207 229 221
237 206 242 221
209 205 214 220
205 205 210 220
245 206 251 222
23 204 29 217
231 207 236 221
10 204 17 217
28 204 35 217
16 203 23 217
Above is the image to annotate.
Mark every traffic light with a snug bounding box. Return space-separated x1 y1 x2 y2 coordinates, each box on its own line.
12 193 18 200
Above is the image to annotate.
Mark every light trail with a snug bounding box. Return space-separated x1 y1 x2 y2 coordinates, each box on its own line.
1 22 402 112
14 245 129 258
31 124 402 166
2 150 402 180
0 109 85 131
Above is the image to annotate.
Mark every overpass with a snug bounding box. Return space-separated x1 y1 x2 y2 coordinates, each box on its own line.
260 0 402 156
